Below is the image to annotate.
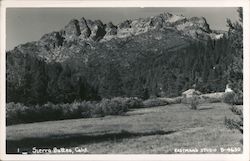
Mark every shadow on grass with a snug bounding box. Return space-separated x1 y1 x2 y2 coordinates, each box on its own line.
7 130 177 154
198 107 214 111
124 112 146 116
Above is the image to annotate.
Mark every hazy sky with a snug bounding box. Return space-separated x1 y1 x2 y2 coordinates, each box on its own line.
6 7 239 50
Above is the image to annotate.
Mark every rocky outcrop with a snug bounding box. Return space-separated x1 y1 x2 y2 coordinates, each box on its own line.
49 11 222 45
39 31 64 48
64 19 81 38
7 11 225 63
86 20 106 41
118 20 132 29
105 22 118 36
149 15 164 29
189 17 211 33
79 17 91 38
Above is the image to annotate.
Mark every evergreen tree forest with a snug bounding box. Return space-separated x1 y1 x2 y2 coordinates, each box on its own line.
6 35 236 105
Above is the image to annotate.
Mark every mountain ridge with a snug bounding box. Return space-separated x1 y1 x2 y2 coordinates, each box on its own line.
9 11 224 63
58 11 223 42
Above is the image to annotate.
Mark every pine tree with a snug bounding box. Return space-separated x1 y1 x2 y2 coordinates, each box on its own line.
226 7 243 104
30 59 48 105
224 7 243 139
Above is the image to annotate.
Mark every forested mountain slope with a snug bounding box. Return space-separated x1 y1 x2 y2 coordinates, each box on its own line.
6 11 234 105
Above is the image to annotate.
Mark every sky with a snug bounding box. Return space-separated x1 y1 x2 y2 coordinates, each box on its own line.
6 7 239 51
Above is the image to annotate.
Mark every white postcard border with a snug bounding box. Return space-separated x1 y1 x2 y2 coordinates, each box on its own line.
0 0 249 161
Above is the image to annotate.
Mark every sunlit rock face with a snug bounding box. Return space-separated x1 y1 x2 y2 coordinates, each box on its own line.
7 11 225 63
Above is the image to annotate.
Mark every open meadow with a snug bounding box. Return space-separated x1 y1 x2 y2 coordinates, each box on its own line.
6 102 242 154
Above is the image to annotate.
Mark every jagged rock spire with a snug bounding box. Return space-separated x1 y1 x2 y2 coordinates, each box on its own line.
79 17 91 38
64 19 81 37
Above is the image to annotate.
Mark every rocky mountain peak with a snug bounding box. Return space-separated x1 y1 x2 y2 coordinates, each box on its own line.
163 12 173 17
64 19 81 38
79 17 91 38
14 11 224 62
106 22 118 36
189 16 211 32
43 11 221 44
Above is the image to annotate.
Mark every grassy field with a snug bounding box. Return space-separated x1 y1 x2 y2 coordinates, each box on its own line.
6 102 242 154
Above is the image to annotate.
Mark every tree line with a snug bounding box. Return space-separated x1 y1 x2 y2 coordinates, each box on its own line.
6 34 236 105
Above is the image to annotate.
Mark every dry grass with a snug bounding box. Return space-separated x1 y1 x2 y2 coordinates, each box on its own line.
6 102 242 154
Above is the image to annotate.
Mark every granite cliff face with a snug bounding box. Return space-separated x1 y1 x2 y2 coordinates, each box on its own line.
8 12 223 63
59 12 219 42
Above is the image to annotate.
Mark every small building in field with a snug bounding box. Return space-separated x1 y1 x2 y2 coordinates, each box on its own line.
225 84 234 93
182 89 201 98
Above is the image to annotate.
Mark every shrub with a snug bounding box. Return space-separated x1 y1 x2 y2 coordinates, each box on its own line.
182 95 200 110
142 98 168 108
200 96 221 103
6 102 29 125
97 97 129 116
224 103 243 144
59 103 72 119
124 97 143 109
224 117 243 133
189 95 199 110
199 92 224 103
235 90 243 105
97 98 112 116
6 97 142 125
222 92 236 104
224 105 243 134
79 101 95 118
167 97 183 104
110 97 129 114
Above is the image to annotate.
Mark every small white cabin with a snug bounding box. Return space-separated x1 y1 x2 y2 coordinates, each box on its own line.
225 84 234 93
